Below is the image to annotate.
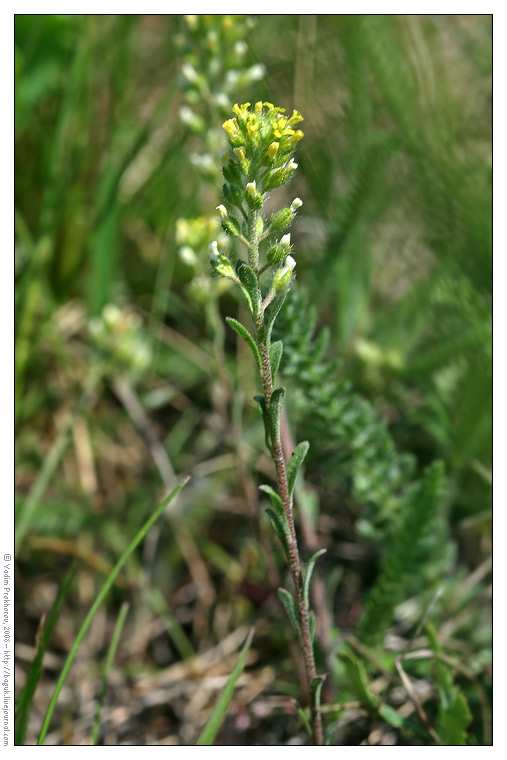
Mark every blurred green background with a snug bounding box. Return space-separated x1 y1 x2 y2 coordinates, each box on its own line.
15 15 491 746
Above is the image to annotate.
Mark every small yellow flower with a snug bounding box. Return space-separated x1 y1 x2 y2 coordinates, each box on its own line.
267 142 280 160
246 115 259 141
288 109 304 127
232 102 251 119
223 118 240 138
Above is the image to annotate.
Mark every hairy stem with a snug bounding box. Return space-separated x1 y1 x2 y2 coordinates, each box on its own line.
248 209 259 271
254 302 324 746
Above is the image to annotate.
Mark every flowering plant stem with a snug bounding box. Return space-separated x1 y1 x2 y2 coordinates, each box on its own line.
209 101 325 745
251 257 323 745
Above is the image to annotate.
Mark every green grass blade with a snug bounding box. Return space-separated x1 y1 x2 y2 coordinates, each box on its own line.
147 587 195 662
15 367 101 556
15 563 77 745
196 628 254 746
36 476 189 745
91 601 129 745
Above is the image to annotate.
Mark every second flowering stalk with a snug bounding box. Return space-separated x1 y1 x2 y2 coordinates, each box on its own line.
208 101 325 745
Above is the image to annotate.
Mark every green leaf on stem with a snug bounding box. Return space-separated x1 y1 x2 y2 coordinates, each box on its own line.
260 484 290 559
278 587 300 637
269 387 285 446
266 288 289 342
254 395 271 451
265 508 290 559
309 610 317 642
303 548 327 608
311 674 326 714
293 699 312 737
287 441 310 498
269 340 283 383
226 317 261 371
259 483 284 515
237 263 260 314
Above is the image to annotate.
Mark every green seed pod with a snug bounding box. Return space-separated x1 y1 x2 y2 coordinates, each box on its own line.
263 167 285 191
211 254 237 280
267 244 284 264
271 207 295 231
272 267 293 292
238 158 252 176
272 254 296 292
222 216 241 238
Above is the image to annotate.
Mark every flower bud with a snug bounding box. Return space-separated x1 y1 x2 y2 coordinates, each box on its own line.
280 234 291 252
216 205 228 220
222 117 244 147
234 41 247 58
179 246 197 267
179 106 205 134
208 240 219 262
245 180 263 209
266 142 280 161
290 197 303 211
272 256 296 292
181 63 199 85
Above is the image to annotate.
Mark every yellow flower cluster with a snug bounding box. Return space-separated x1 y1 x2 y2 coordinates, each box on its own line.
222 102 303 160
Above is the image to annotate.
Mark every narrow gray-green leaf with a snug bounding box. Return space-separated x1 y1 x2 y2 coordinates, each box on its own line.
265 508 289 559
303 548 327 608
269 387 286 446
259 483 284 518
237 263 260 314
311 675 326 713
309 610 317 643
278 587 300 637
266 288 289 341
254 395 271 451
260 485 290 557
196 628 254 745
269 340 283 383
226 317 261 370
287 441 310 498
